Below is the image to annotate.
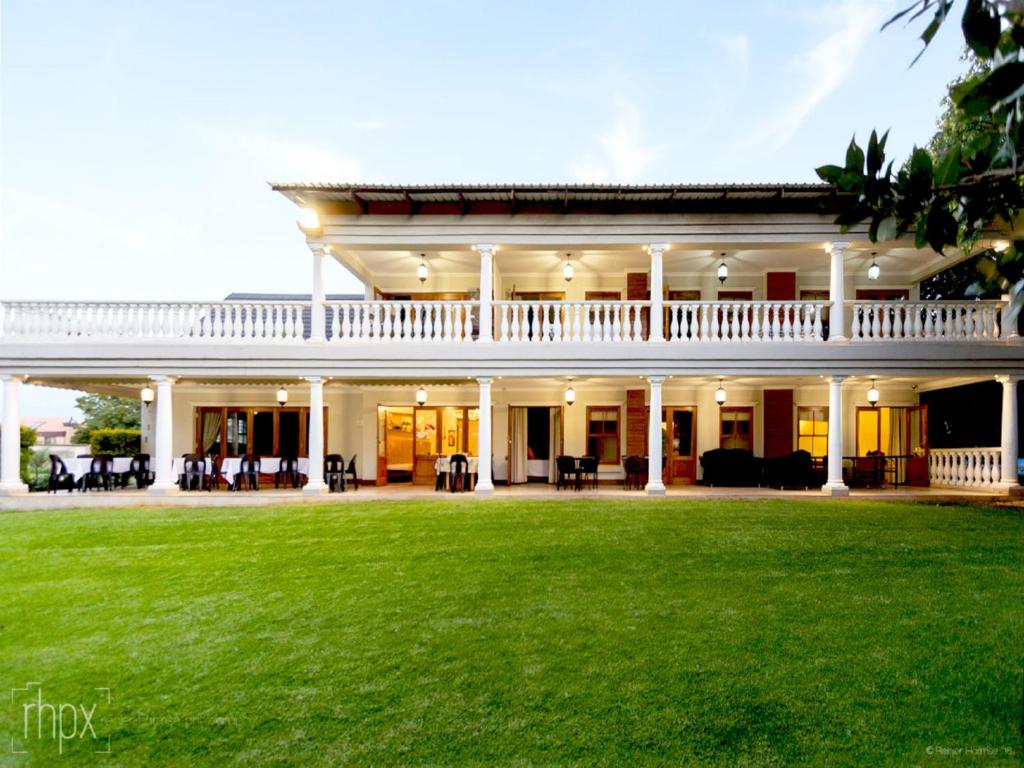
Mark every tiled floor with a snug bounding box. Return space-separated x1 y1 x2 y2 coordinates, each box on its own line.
0 482 1006 511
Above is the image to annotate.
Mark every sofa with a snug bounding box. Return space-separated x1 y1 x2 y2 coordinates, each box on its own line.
761 450 814 489
699 448 762 487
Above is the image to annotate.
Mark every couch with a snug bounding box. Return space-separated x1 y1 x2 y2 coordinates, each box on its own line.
699 448 762 487
762 450 814 489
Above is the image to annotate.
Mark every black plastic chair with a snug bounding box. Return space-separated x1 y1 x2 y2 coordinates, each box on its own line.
80 454 114 491
275 456 301 489
346 455 359 490
324 454 346 492
623 455 647 490
207 455 226 491
555 455 579 491
126 454 154 489
48 455 77 493
234 454 260 491
179 454 206 491
577 456 599 490
449 454 470 492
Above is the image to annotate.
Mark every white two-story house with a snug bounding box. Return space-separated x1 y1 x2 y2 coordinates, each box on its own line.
0 183 1020 498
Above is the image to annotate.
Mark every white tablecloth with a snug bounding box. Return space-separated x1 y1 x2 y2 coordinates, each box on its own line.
172 457 211 476
211 457 311 480
66 456 133 477
435 456 479 474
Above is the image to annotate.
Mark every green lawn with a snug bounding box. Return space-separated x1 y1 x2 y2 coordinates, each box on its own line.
0 500 1021 767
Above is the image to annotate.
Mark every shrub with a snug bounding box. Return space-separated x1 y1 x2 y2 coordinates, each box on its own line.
89 428 141 456
19 425 36 486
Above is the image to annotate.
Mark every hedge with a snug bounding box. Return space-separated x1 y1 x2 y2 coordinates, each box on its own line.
89 428 141 456
19 425 36 485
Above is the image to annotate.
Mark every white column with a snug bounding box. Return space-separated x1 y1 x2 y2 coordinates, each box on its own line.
997 375 1020 491
828 241 849 342
475 377 494 495
147 376 178 495
645 375 666 495
648 243 667 342
309 246 326 342
303 376 327 494
477 244 494 343
0 375 28 495
822 375 849 496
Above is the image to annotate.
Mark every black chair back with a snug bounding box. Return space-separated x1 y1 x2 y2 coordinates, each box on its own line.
240 454 260 474
324 454 344 473
49 454 69 477
345 454 359 490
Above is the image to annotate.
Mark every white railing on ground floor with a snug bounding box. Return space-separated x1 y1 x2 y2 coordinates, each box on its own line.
849 300 1004 341
929 448 1002 489
0 301 308 340
665 300 829 342
326 301 477 342
493 301 648 342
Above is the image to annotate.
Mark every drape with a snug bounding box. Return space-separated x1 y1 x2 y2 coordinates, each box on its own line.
202 413 222 454
548 407 562 483
509 407 528 484
888 408 906 456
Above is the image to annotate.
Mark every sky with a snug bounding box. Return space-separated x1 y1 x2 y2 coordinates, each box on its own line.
1 0 967 418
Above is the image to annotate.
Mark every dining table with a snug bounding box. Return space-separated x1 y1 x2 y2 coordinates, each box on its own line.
66 456 133 478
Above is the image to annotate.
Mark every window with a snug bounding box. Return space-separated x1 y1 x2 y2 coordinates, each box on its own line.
586 406 620 464
797 406 828 458
195 406 325 457
720 407 753 451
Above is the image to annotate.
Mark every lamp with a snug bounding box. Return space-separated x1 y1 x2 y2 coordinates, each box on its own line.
297 207 320 233
994 240 1010 252
715 378 727 406
276 388 289 407
140 386 155 407
867 379 880 407
563 253 575 283
417 254 428 284
867 252 880 281
717 253 728 284
565 379 576 406
416 386 428 406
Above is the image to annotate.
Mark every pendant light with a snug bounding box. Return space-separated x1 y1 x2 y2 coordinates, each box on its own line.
417 253 429 284
563 252 575 283
140 386 155 407
717 252 728 284
564 379 576 406
867 379 880 407
867 251 880 281
276 387 289 407
715 378 727 406
416 386 428 406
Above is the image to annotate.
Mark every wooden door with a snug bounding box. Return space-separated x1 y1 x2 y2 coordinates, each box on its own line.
763 390 794 457
664 406 697 484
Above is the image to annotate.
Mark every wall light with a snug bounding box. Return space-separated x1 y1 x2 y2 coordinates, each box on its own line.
565 379 576 406
994 240 1010 252
868 252 880 281
867 379 880 407
140 386 155 407
715 378 727 406
563 253 575 283
417 253 429 283
277 388 289 407
297 207 321 234
717 253 728 284
416 386 428 406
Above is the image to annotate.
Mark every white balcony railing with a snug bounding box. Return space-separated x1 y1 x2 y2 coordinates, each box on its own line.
665 300 829 342
849 300 1004 341
929 448 1002 489
326 301 476 342
494 301 648 342
0 301 308 340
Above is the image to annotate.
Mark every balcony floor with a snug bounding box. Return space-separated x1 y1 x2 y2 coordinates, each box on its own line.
0 483 1010 512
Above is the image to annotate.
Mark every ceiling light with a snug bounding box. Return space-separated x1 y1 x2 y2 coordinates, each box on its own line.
868 252 880 281
565 379 576 406
140 386 154 406
867 379 880 407
276 388 289 407
717 253 728 284
715 379 727 406
563 253 575 282
417 254 428 284
416 386 428 406
994 240 1010 252
297 207 321 233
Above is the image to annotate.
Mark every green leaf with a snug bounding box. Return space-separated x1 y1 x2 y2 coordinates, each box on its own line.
961 0 1001 58
915 215 929 249
954 61 1024 115
845 136 865 173
837 171 865 195
877 215 900 242
815 164 845 184
933 146 961 187
909 147 933 180
866 129 887 176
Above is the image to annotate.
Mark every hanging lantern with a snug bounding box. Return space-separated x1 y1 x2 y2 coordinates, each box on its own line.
715 378 727 406
417 254 429 284
717 253 728 284
564 380 576 406
867 252 880 281
276 388 289 407
140 386 155 406
867 379 880 407
416 386 428 406
563 253 575 283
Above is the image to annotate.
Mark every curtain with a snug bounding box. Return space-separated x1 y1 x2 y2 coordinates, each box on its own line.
888 408 906 456
548 407 563 483
509 407 528 484
201 413 222 454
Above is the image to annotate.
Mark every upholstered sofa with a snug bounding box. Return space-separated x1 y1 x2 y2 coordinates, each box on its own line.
761 449 814 489
699 448 762 487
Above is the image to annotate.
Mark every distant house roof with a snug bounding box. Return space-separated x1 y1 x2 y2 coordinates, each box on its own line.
270 182 844 216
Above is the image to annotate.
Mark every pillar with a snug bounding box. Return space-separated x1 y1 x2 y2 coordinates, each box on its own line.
0 375 28 495
310 246 326 342
646 375 666 495
303 376 327 494
828 241 849 342
822 375 849 496
648 243 667 342
475 377 494 495
997 375 1021 491
147 376 178 495
477 244 494 343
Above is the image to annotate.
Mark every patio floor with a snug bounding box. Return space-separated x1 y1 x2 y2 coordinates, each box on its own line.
0 482 1008 511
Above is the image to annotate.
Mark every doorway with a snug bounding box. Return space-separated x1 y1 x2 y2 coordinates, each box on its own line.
662 407 697 484
856 405 929 486
377 405 481 486
508 406 563 484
